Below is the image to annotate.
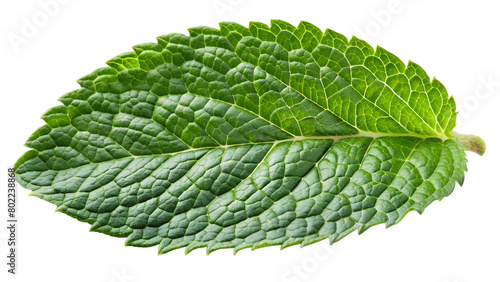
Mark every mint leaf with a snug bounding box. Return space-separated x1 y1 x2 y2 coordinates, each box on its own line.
15 20 482 255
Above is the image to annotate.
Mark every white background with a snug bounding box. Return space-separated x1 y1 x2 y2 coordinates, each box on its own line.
1 1 499 281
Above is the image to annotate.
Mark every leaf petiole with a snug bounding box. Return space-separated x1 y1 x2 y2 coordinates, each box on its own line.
453 131 486 156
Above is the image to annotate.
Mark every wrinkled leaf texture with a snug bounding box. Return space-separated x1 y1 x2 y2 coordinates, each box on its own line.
15 20 467 255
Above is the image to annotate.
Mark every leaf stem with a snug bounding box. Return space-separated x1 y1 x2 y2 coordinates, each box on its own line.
453 131 486 156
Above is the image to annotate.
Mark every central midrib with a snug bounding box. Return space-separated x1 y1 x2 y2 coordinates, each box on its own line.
121 131 447 160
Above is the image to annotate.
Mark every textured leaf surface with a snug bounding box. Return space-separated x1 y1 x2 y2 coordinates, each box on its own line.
15 20 468 254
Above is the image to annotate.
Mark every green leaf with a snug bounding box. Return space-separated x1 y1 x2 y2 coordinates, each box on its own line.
15 20 481 255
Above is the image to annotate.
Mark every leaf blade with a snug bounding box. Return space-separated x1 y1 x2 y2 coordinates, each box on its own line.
15 21 470 254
